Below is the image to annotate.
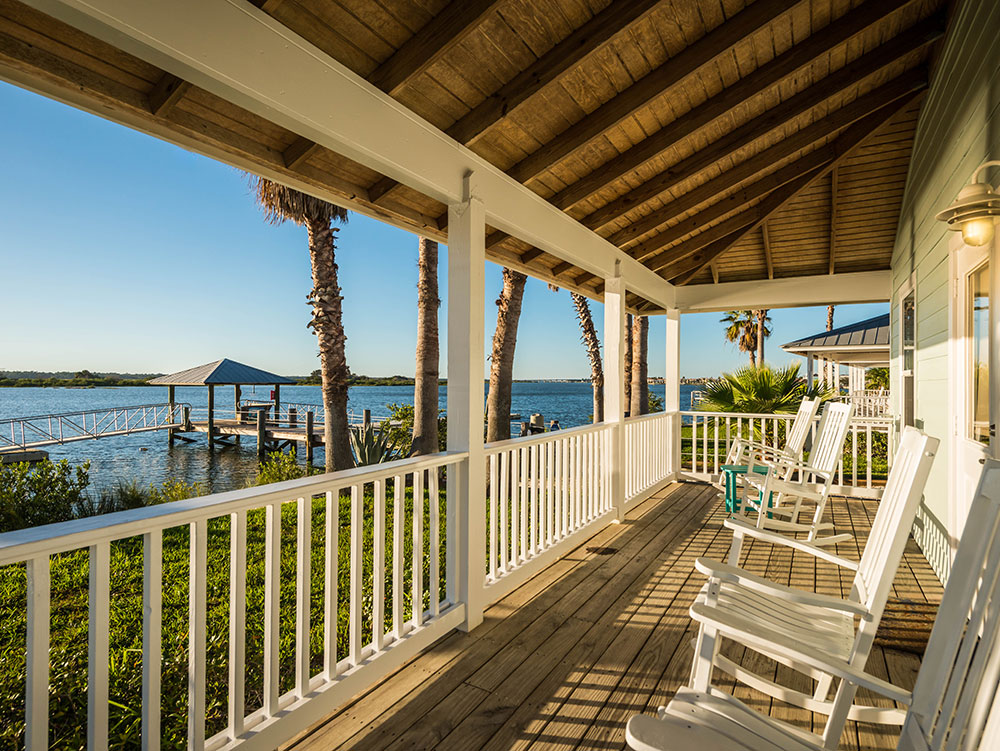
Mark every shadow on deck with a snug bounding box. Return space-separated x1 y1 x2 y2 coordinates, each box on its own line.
284 482 943 751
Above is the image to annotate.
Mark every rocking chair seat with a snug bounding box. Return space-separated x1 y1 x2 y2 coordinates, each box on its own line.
626 687 820 751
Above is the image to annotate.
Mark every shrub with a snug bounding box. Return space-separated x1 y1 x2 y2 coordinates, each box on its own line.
350 423 403 466
0 459 91 533
252 449 316 486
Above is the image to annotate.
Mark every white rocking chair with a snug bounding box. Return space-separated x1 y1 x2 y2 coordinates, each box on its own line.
712 397 820 495
691 427 937 739
737 401 854 546
627 456 1000 751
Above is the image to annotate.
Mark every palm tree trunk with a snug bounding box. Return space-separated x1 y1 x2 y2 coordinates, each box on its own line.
412 238 440 455
624 313 633 414
570 293 603 423
827 304 835 331
305 219 353 470
756 309 767 364
630 315 649 416
486 268 527 442
749 349 757 367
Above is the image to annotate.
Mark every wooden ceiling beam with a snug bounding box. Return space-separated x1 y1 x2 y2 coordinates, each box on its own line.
447 0 662 146
581 18 942 233
829 166 840 274
519 247 545 264
505 0 793 184
282 136 322 170
651 89 918 278
148 72 189 116
762 221 774 280
609 76 926 248
548 0 917 213
367 0 502 97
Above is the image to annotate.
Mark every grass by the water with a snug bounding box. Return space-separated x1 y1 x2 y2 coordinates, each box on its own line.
0 484 446 749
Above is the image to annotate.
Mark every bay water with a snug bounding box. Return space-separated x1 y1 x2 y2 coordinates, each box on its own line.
0 383 699 493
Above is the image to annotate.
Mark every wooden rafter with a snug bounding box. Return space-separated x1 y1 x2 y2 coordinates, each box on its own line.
367 0 502 97
282 137 322 170
829 166 840 274
547 0 917 213
447 0 662 145
581 19 941 233
651 89 918 281
148 73 189 116
627 85 924 263
762 221 774 280
504 0 791 184
607 74 926 249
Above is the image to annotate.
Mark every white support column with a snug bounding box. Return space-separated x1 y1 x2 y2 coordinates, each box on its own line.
446 172 486 631
665 309 681 478
990 240 1000 459
603 270 626 519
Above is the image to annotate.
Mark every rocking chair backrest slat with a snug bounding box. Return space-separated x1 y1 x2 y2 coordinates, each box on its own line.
851 427 938 629
899 461 1000 751
786 398 820 458
807 402 853 479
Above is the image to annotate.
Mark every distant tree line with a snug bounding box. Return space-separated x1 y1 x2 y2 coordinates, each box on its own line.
0 369 155 387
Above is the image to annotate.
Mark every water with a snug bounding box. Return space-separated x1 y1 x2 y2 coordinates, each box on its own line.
0 383 701 492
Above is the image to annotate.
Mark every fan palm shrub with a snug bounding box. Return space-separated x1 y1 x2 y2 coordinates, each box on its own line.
699 363 832 414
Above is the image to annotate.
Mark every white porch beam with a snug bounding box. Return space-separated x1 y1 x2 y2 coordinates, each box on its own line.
603 272 626 520
26 0 675 308
672 270 890 313
665 310 681 476
446 173 486 631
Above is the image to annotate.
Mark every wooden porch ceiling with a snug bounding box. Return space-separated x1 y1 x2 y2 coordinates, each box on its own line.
0 0 948 311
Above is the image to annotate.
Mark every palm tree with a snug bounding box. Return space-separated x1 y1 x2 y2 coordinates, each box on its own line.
570 292 604 423
630 315 649 416
486 268 527 442
624 313 633 412
699 363 832 414
412 237 439 455
249 177 353 471
755 309 772 364
827 304 835 331
721 310 758 366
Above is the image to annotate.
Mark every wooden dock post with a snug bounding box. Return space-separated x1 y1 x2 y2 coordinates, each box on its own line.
273 384 281 417
183 406 192 431
167 385 176 446
289 407 298 428
207 384 215 450
362 409 371 429
305 411 314 464
256 409 266 458
233 384 242 444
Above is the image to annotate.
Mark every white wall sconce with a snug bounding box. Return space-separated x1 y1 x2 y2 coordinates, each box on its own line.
936 160 1000 246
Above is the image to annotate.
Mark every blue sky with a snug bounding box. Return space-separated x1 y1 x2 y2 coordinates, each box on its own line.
0 81 887 379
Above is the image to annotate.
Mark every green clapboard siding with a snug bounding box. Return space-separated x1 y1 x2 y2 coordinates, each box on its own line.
890 0 1000 582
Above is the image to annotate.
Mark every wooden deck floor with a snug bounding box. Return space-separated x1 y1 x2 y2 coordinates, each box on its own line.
285 482 943 751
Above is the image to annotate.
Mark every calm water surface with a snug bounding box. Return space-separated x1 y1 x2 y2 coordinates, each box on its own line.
0 383 698 492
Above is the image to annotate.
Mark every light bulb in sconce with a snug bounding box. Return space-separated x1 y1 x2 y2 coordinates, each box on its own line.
961 216 995 246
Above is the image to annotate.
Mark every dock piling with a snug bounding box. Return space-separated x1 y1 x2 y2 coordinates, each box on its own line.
256 409 266 458
305 411 314 464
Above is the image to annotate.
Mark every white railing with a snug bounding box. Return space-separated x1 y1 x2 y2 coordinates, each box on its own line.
680 410 894 494
484 423 614 601
0 451 467 751
841 390 891 418
625 411 673 503
0 403 188 452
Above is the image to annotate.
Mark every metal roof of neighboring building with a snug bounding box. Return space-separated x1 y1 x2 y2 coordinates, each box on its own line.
148 359 295 386
782 314 890 351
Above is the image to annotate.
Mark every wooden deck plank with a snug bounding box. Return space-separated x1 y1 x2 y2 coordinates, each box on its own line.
285 485 942 751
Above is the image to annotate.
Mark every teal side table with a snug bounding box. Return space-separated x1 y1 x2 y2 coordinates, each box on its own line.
720 463 775 515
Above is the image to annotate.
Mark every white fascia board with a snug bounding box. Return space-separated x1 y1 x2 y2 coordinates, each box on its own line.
673 270 891 313
26 0 675 308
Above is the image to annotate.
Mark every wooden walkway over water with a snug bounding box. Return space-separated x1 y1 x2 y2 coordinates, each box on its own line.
284 482 942 751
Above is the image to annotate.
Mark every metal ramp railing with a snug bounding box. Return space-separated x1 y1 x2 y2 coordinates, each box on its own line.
0 403 189 452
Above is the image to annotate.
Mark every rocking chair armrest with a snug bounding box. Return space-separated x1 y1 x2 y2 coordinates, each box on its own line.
724 517 860 570
743 474 825 501
688 602 913 706
694 557 871 617
732 439 789 460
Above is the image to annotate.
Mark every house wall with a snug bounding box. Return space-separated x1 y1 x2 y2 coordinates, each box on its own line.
890 0 1000 582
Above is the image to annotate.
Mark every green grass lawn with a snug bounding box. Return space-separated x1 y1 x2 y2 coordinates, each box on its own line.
0 484 448 749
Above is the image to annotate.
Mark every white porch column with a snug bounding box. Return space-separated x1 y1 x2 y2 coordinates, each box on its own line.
446 172 486 631
603 271 626 520
665 309 681 478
